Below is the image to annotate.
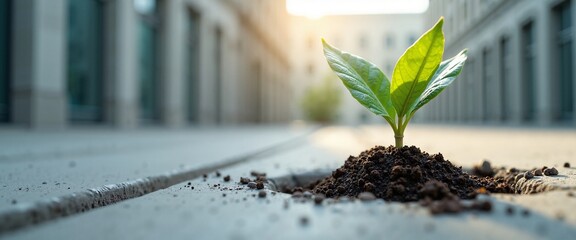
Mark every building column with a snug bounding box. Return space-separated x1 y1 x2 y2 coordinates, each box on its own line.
197 19 218 125
11 0 67 129
493 38 504 123
510 21 523 124
536 2 553 125
572 0 576 125
158 0 186 127
103 0 138 128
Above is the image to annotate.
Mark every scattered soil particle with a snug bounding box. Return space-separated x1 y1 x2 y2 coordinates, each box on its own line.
313 194 325 205
299 216 309 226
256 182 264 190
506 206 514 215
215 171 222 177
564 162 571 168
523 171 534 180
247 182 257 189
187 182 191 186
239 177 250 184
543 167 559 176
42 182 47 185
11 199 17 205
251 171 266 178
258 190 267 198
191 186 194 190
358 192 377 201
203 174 208 178
472 160 494 177
533 168 543 176
568 192 574 197
223 175 231 182
522 209 530 217
292 191 303 198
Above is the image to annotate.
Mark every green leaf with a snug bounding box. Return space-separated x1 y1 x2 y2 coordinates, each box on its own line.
391 18 445 117
409 49 468 114
322 39 396 124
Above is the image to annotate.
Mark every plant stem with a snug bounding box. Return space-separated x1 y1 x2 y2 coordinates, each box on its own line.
394 116 404 148
394 134 403 148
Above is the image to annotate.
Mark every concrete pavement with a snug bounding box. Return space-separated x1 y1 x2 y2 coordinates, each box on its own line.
1 124 576 239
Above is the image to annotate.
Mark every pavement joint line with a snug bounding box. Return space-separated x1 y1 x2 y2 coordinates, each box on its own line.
0 127 319 235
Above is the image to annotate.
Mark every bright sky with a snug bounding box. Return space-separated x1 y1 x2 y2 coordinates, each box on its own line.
286 0 429 19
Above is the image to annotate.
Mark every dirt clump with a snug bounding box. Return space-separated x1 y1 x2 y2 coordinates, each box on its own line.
313 146 512 203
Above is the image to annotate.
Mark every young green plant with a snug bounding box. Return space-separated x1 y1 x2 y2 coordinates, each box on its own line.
322 17 467 148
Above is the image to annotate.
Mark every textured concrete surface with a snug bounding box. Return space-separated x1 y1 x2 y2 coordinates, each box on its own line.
0 125 311 212
1 124 576 239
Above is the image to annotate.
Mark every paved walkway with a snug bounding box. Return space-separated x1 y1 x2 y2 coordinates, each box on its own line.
1 124 576 239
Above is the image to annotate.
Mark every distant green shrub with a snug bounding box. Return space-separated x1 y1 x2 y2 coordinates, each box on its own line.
300 74 342 123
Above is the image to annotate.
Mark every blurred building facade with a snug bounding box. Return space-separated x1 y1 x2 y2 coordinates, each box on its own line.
423 0 576 126
0 0 291 129
290 14 423 124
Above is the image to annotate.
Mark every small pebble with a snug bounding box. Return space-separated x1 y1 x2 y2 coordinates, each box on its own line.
523 171 534 180
567 192 574 197
533 169 543 176
215 171 222 177
247 182 257 189
292 191 303 198
223 175 231 182
506 206 514 215
258 190 267 198
480 160 493 175
358 192 376 201
202 174 208 178
239 177 250 184
543 167 558 176
250 171 266 177
256 182 264 189
522 209 530 217
299 216 309 226
564 162 571 168
313 194 325 205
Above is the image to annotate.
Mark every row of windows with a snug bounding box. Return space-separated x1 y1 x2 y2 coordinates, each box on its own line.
0 0 206 124
0 0 11 122
436 0 574 123
307 33 418 50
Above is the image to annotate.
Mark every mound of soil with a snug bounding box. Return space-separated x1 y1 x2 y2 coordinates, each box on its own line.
312 145 513 202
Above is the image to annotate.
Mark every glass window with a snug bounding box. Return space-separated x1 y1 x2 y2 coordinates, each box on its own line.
135 0 159 121
385 34 394 49
67 0 104 122
214 27 222 124
555 1 573 121
499 37 511 121
0 0 11 122
482 48 491 121
186 9 201 123
521 21 536 121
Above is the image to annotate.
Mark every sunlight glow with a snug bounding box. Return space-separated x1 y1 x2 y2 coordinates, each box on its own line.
287 0 429 19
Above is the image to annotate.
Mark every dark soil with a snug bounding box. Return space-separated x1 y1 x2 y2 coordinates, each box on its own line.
312 145 512 203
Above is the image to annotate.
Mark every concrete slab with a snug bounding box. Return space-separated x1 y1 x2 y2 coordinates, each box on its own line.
0 125 312 212
3 126 576 239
